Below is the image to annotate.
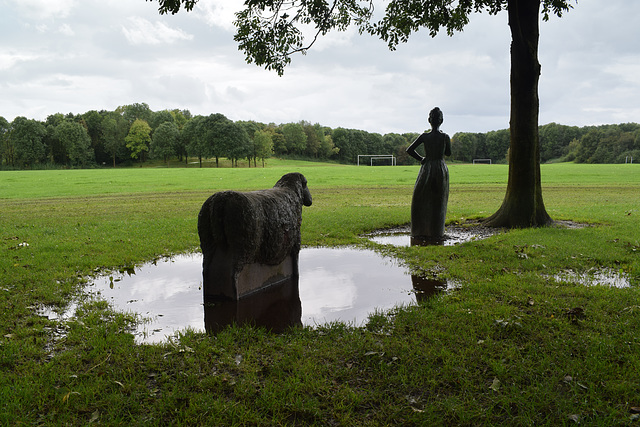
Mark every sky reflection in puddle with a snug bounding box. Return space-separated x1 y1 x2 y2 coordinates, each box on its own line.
86 248 433 343
552 268 631 288
365 225 496 247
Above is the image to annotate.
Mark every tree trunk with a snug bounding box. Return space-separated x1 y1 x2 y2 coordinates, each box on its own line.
485 0 552 228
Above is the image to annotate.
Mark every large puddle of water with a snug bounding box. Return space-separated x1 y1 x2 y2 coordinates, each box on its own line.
38 222 632 344
39 225 495 344
71 248 447 343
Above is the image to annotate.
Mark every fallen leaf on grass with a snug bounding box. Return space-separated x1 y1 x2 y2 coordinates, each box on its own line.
489 377 500 392
62 391 80 404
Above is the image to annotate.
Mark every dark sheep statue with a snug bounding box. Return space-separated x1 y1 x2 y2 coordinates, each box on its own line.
198 172 312 300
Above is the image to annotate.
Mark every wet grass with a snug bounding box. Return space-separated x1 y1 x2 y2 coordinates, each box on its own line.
1 162 639 425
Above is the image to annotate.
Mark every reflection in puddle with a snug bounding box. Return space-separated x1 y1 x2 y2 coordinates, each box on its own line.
552 268 631 288
70 248 443 343
412 276 448 302
365 225 496 247
204 277 302 333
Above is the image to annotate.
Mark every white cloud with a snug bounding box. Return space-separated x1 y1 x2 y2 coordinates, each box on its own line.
7 0 76 20
121 17 194 45
0 52 39 71
57 24 75 36
194 0 243 31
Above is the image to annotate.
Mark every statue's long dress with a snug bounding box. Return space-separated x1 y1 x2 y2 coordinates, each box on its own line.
411 131 450 239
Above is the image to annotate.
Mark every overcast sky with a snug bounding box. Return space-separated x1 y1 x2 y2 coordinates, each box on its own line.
1 0 639 134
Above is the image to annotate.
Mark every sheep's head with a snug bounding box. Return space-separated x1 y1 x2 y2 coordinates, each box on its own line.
275 173 312 207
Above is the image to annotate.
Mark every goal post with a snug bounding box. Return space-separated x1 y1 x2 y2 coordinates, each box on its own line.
472 158 492 165
357 154 397 166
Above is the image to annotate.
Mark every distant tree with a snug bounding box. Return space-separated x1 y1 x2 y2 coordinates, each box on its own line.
171 109 192 128
331 128 352 163
318 133 339 159
203 113 233 167
11 117 47 168
253 129 274 167
125 119 152 161
217 120 252 167
0 116 11 167
367 132 385 156
485 129 510 163
182 115 208 167
102 113 129 167
300 121 322 158
271 128 287 155
151 121 180 165
43 113 66 164
82 110 108 164
381 133 406 155
150 109 175 131
238 120 263 166
451 133 476 162
281 123 307 155
120 103 152 125
170 110 191 161
538 122 583 162
54 121 95 167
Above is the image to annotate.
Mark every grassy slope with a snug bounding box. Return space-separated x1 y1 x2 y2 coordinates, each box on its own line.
1 162 639 425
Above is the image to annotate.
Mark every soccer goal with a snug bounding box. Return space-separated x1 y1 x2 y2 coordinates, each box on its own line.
357 154 396 166
472 158 492 165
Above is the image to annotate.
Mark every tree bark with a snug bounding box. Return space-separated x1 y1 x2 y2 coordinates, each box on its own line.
485 0 552 227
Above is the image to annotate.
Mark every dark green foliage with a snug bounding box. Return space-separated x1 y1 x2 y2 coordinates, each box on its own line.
3 102 637 169
11 116 47 168
54 121 95 167
451 122 640 164
0 116 9 166
150 122 180 164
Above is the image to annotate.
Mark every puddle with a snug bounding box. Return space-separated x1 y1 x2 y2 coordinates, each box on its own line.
42 248 449 344
552 268 631 288
364 225 497 247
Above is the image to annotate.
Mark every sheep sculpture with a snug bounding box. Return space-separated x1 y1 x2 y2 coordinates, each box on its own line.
198 172 312 300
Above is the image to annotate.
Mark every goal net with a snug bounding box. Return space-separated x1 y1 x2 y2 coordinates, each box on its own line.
472 158 492 165
357 155 397 166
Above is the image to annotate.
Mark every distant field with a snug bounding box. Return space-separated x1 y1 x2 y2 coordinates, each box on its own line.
1 161 638 200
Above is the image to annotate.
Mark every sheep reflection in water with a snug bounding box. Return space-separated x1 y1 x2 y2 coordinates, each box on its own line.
204 277 302 334
87 247 447 343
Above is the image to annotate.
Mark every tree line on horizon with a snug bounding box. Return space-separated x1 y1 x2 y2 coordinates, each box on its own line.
451 122 640 164
1 103 638 169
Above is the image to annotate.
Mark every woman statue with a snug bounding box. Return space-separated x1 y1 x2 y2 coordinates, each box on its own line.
406 107 452 241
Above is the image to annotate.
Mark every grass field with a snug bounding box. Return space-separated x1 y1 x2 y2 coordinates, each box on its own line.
1 161 639 425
